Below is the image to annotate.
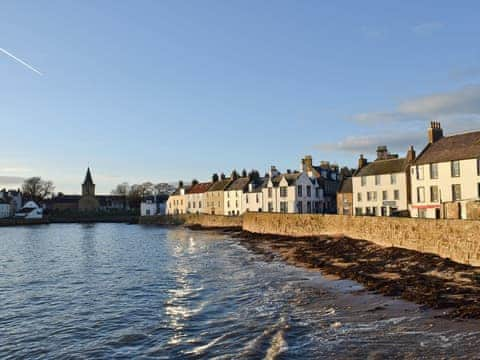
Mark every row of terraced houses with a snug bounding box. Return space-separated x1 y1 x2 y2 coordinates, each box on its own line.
166 156 347 216
337 122 480 220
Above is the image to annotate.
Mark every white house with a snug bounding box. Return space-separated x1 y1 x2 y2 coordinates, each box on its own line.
352 145 415 217
224 177 250 216
185 182 212 214
410 122 480 219
0 199 11 218
263 171 322 213
140 195 168 216
243 177 266 213
15 201 43 219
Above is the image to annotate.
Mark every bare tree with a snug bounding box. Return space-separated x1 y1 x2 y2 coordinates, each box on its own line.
22 177 55 202
111 182 130 196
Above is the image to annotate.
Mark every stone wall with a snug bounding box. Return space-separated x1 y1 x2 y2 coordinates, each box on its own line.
139 214 243 228
242 213 480 266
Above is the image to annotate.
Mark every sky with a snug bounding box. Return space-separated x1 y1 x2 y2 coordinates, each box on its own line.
2 1 480 194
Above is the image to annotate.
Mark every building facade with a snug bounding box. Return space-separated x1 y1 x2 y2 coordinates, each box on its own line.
410 122 480 219
353 146 415 217
243 178 266 213
185 182 212 214
337 177 353 215
224 177 250 216
205 178 232 215
167 186 188 215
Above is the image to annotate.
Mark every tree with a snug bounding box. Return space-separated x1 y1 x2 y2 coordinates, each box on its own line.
220 173 226 180
212 173 219 183
241 169 247 178
191 179 199 186
248 169 260 181
111 182 130 196
22 177 55 202
231 170 239 180
178 180 184 188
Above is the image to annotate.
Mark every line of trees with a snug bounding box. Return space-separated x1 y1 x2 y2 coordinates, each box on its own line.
22 177 55 202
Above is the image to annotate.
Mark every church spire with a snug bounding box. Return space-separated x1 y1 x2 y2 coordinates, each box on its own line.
83 167 94 185
82 167 95 196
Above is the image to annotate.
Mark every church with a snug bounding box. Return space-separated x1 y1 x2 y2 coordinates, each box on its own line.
46 168 129 212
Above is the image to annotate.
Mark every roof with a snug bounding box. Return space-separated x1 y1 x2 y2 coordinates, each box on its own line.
83 168 94 185
207 179 232 192
415 131 480 165
226 177 250 191
354 158 408 177
338 177 352 194
248 177 267 193
171 186 190 196
271 172 302 186
187 182 212 194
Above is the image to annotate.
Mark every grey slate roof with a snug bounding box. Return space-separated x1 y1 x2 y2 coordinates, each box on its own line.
338 177 352 194
354 158 408 177
207 179 232 192
415 131 480 165
226 177 250 191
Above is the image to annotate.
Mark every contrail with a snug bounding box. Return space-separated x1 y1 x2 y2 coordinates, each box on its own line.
0 47 43 75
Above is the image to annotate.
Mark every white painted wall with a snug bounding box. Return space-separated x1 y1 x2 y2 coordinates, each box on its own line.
224 189 244 215
352 172 409 216
410 158 480 219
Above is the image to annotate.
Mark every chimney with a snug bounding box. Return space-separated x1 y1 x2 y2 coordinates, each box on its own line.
301 155 313 172
376 145 389 160
406 145 416 163
428 121 443 143
358 154 367 169
269 166 280 178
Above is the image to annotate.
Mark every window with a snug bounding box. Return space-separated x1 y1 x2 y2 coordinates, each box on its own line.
297 185 303 197
235 200 238 208
307 201 312 213
418 209 427 218
280 201 288 213
199 201 202 208
375 175 381 185
394 190 400 200
268 202 273 212
430 186 439 202
297 201 303 213
361 176 366 186
430 163 438 179
477 159 480 176
452 184 461 201
227 200 230 208
246 195 249 204
451 161 460 177
306 185 311 197
417 187 425 203
416 165 424 180
256 194 259 203
357 193 362 202
280 186 288 197
390 174 397 185
367 191 377 201
355 207 363 216
367 192 372 201
382 191 388 200
268 188 272 198
478 183 480 198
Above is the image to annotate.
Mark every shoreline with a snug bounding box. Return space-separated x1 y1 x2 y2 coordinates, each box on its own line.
186 224 480 319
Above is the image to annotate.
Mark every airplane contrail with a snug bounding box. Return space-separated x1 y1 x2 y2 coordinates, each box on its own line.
0 47 43 76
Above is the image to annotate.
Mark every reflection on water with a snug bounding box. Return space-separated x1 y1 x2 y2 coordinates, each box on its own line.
0 223 479 359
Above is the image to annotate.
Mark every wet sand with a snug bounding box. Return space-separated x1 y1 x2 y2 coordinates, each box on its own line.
188 225 480 319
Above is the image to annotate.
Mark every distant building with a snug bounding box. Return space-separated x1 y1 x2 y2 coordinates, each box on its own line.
352 145 415 216
15 201 43 219
410 122 480 219
140 195 168 216
224 176 250 216
301 155 340 213
337 177 353 215
185 182 212 214
206 178 232 215
167 184 188 215
243 177 266 213
0 199 11 218
0 188 22 216
46 168 130 212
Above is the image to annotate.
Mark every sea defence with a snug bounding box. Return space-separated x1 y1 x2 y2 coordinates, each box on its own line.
141 213 480 267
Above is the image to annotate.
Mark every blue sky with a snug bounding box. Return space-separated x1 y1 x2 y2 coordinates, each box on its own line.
2 1 480 193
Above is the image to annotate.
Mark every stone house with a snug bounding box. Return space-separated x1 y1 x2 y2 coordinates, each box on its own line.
337 177 353 215
205 178 232 215
410 122 480 219
353 145 415 217
185 182 212 214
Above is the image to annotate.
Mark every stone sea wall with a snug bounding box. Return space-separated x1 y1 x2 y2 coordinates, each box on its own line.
242 213 480 267
139 214 243 228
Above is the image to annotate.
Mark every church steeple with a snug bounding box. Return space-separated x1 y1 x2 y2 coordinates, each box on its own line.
82 167 95 196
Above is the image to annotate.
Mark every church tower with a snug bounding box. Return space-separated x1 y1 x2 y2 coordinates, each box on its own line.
82 167 95 196
79 167 100 211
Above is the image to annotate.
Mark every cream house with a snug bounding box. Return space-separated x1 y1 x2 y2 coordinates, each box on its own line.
353 145 415 217
224 177 250 216
185 182 212 214
205 178 232 215
166 185 188 215
410 122 480 219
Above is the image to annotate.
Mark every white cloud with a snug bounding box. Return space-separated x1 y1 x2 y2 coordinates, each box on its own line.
353 85 480 124
0 176 24 185
412 22 444 36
